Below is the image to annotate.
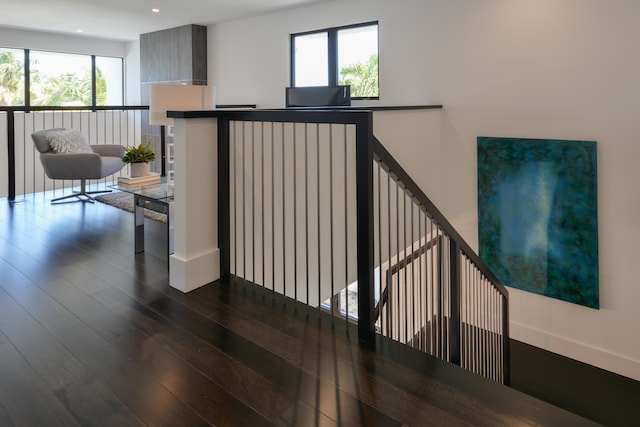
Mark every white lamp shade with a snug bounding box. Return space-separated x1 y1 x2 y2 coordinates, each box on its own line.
149 84 216 126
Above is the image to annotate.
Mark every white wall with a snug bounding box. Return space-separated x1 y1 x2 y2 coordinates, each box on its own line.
208 0 640 381
0 27 127 58
124 40 141 105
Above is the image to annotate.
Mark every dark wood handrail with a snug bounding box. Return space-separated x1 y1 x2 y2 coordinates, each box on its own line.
371 136 508 297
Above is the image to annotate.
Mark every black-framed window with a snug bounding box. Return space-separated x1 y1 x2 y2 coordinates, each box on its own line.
291 21 379 99
0 47 124 107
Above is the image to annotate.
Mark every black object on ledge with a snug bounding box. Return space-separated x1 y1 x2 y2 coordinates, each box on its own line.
285 85 351 107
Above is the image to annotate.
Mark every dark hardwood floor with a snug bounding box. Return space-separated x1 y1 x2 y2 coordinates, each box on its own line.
0 191 601 426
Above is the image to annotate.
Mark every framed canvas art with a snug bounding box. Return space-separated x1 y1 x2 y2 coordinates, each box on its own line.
477 137 599 309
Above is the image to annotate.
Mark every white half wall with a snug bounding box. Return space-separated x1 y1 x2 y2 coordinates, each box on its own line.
208 0 640 381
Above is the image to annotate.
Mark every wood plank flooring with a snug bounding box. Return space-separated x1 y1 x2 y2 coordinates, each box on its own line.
0 192 599 426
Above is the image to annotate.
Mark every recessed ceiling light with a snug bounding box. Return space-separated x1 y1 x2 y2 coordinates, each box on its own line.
152 8 160 13
76 29 83 33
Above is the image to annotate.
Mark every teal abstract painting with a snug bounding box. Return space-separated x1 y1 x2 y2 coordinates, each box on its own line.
477 137 599 309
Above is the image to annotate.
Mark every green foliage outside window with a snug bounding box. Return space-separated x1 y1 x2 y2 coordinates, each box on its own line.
33 67 106 106
0 51 108 106
0 51 24 105
339 54 379 98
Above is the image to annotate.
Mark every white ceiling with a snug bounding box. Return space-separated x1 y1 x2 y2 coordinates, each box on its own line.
0 0 329 42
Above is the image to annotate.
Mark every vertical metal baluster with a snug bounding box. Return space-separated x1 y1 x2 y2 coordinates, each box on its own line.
486 278 491 379
497 290 502 382
231 122 236 277
463 258 467 370
490 286 494 381
418 209 427 352
422 209 428 351
486 280 490 379
498 290 502 383
475 270 480 375
486 277 490 379
469 264 473 373
346 125 350 322
480 275 484 377
403 190 408 344
316 123 321 310
26 113 32 197
444 236 448 360
261 122 265 289
480 275 484 378
386 171 392 338
496 287 500 381
484 276 488 379
282 122 286 299
395 179 400 342
431 220 436 356
476 270 480 374
42 113 47 195
305 124 310 306
471 267 475 374
490 280 494 380
494 288 498 382
434 220 439 356
472 262 475 371
242 122 247 280
447 239 451 361
426 216 431 354
411 198 415 348
468 260 472 371
293 123 298 302
251 122 256 285
376 161 381 331
443 231 447 358
329 125 335 315
271 122 275 293
477 273 482 376
498 289 502 382
501 292 505 383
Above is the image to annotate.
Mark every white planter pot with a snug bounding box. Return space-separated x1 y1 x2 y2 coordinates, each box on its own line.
130 162 150 177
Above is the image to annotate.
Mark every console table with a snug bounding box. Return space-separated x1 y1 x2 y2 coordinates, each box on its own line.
110 182 174 261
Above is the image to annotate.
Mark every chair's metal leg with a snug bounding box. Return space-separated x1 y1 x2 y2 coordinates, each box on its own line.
50 179 107 204
51 192 88 203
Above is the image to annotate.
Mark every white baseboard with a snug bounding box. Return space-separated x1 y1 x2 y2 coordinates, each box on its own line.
169 248 220 293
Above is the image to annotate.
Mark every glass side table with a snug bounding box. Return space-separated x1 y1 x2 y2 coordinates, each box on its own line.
110 181 174 262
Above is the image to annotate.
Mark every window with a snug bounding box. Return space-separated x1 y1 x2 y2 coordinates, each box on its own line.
0 48 25 106
291 22 379 99
95 56 124 106
0 47 123 107
293 32 329 87
30 51 92 106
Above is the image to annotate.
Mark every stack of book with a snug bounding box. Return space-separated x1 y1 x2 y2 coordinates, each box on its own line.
118 172 161 187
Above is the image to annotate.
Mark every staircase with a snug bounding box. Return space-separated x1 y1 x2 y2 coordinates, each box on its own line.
215 108 509 384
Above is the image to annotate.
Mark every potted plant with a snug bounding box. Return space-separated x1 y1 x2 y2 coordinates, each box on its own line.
123 141 156 177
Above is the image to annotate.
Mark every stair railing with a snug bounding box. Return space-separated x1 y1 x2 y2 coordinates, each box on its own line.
371 136 510 384
211 108 509 384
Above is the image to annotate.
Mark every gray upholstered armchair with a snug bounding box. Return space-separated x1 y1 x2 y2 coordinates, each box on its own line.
31 128 125 203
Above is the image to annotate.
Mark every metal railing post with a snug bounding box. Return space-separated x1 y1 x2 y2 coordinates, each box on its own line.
449 240 461 366
7 110 16 202
218 117 231 280
356 112 375 344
